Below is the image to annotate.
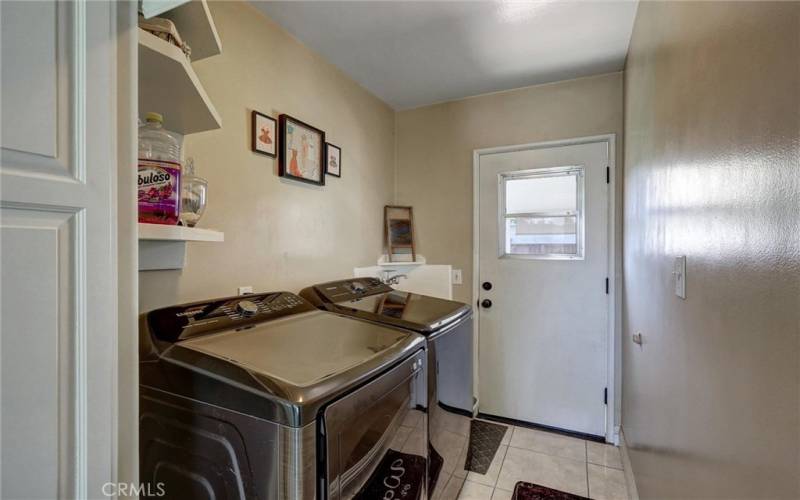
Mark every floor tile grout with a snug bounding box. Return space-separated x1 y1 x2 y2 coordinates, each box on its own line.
504 443 589 462
585 441 591 498
456 424 628 500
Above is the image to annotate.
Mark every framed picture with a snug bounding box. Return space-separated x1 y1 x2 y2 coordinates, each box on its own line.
252 111 277 157
278 114 325 186
325 143 341 177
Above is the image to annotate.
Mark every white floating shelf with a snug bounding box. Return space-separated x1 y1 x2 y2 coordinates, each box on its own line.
140 0 191 19
160 0 222 61
138 223 223 241
377 254 427 267
138 28 222 135
138 223 223 271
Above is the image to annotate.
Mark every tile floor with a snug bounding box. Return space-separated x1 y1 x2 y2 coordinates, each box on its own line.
453 422 628 500
392 413 629 500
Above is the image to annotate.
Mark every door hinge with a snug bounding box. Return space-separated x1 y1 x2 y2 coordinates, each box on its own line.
604 388 608 405
606 166 610 184
605 278 609 294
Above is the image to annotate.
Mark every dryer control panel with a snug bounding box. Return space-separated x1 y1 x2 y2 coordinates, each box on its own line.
146 292 315 342
310 278 392 303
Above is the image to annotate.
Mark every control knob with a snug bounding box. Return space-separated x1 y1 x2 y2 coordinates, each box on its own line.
236 300 259 317
350 281 366 293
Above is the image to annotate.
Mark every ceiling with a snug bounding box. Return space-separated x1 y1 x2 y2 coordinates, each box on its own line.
253 1 638 110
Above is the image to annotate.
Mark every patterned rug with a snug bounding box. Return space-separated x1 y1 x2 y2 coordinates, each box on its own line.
464 419 508 474
512 482 588 500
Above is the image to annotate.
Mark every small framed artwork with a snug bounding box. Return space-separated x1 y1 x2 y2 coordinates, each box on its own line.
252 111 277 157
325 143 341 177
278 114 326 186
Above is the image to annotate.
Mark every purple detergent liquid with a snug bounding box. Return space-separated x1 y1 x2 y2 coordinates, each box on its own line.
138 112 181 225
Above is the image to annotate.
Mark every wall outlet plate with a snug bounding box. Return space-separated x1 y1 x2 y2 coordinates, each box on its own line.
451 269 463 285
238 286 253 295
674 256 686 299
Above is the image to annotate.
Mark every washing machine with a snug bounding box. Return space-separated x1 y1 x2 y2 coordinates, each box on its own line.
300 279 474 499
139 291 428 500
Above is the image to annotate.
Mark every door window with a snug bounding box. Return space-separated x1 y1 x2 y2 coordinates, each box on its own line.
499 167 584 259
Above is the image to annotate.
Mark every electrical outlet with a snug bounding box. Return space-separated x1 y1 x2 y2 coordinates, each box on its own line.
451 269 463 285
238 286 253 295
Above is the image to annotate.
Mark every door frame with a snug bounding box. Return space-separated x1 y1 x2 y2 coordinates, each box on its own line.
472 134 620 444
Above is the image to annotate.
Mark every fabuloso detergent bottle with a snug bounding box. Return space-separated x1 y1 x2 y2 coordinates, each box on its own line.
138 112 181 224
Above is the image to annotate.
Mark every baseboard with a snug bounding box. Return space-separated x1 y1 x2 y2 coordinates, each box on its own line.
619 427 640 500
477 412 605 443
439 401 473 418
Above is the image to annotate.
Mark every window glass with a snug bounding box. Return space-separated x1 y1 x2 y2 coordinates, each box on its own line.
505 216 577 255
505 175 577 214
500 168 583 259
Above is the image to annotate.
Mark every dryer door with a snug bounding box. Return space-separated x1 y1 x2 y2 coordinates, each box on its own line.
323 350 426 500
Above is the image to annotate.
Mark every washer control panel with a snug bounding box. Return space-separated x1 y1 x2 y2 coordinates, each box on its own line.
146 291 315 342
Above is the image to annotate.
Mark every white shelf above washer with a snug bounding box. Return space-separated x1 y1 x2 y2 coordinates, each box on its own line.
138 223 223 271
138 28 222 135
138 223 223 241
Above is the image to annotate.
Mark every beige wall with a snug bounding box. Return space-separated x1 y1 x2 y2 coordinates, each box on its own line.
622 2 800 498
395 73 623 304
139 1 395 312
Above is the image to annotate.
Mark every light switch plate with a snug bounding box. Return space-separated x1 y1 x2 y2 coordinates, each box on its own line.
451 269 463 285
238 286 253 295
674 256 686 299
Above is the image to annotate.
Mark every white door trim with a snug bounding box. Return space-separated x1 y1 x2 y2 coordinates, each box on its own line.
472 134 620 443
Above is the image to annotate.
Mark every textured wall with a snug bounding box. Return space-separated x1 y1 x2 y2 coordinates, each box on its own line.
139 1 395 312
395 73 623 304
622 2 800 497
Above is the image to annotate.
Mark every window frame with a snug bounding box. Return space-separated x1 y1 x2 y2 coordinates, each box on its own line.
498 165 585 260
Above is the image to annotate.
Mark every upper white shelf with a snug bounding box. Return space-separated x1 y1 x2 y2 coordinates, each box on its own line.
377 254 427 267
138 223 223 242
159 0 222 61
140 0 190 19
138 28 222 135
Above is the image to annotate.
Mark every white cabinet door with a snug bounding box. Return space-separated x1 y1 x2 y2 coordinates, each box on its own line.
1 1 118 498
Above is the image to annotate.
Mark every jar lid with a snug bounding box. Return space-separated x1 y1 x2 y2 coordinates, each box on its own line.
145 112 163 123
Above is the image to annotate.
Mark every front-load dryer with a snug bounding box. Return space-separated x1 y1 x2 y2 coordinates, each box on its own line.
139 291 427 500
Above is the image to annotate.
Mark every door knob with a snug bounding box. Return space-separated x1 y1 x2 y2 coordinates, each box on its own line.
481 299 492 309
482 282 493 291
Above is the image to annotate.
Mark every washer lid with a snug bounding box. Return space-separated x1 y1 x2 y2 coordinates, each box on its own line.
331 290 472 334
180 310 414 387
140 292 425 427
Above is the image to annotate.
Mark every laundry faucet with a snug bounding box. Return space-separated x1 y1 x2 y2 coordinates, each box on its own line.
381 271 408 285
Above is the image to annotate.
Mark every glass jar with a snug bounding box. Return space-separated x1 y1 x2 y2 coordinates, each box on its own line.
179 157 207 227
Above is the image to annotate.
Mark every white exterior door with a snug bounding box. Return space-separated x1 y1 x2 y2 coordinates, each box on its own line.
477 140 610 437
1 1 118 498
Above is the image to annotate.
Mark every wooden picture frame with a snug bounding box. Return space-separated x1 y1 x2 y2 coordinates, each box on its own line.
251 111 277 157
384 205 416 262
325 143 341 178
278 114 326 186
